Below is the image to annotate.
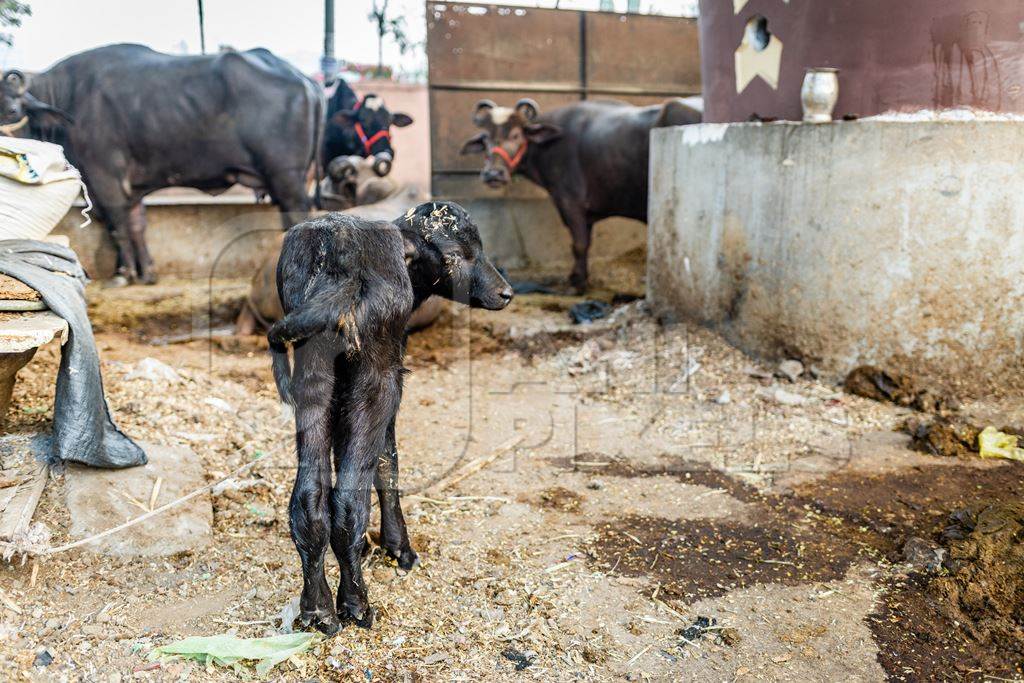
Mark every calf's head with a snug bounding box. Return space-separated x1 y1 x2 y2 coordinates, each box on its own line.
330 93 413 176
396 201 513 310
0 70 72 135
459 98 561 187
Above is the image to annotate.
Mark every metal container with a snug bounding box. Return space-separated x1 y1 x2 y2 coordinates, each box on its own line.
801 68 839 123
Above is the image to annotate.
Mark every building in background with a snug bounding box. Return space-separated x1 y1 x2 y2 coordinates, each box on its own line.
699 0 1024 122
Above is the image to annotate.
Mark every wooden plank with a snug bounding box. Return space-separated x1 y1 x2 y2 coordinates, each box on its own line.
0 461 47 542
430 81 700 97
585 12 701 95
427 3 580 87
0 311 67 354
0 274 40 302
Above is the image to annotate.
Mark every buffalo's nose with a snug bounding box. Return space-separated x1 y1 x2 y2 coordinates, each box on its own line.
499 287 513 304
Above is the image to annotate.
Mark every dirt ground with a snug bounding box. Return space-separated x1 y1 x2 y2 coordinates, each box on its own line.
0 277 1022 681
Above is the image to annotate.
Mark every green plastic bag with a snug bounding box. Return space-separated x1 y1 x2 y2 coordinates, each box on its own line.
978 427 1024 462
150 632 319 676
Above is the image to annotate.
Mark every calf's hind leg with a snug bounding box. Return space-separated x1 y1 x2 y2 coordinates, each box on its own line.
288 341 341 635
375 415 418 570
330 366 403 628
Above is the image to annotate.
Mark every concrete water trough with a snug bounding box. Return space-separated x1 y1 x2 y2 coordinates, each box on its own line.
647 118 1024 390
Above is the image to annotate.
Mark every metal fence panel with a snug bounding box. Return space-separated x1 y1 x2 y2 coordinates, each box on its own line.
427 2 701 190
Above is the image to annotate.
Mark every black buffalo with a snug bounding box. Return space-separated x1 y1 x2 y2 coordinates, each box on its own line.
269 202 511 633
0 44 323 284
322 78 413 179
460 98 701 292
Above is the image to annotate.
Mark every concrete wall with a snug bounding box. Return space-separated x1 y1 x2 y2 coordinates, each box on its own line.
648 120 1024 389
53 198 284 281
436 175 646 280
53 189 644 284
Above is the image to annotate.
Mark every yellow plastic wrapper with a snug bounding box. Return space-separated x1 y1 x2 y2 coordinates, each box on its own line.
978 427 1024 462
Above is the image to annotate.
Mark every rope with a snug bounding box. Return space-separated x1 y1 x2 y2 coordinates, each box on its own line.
77 179 92 228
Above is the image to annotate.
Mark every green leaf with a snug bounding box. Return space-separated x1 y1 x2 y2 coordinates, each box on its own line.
151 632 319 677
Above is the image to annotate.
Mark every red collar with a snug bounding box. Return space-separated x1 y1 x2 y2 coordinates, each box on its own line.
354 121 389 155
491 140 528 172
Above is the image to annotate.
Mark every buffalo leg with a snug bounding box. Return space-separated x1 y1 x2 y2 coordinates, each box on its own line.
556 202 593 294
330 365 402 628
375 414 417 570
289 341 341 635
126 203 157 285
266 166 312 230
82 170 138 284
234 302 259 336
94 197 138 284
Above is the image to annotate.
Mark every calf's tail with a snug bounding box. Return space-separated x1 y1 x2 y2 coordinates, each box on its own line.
270 341 294 407
267 298 362 406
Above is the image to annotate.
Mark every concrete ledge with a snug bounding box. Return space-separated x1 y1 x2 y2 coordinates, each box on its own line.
438 175 647 276
648 120 1024 389
53 202 286 281
53 185 646 283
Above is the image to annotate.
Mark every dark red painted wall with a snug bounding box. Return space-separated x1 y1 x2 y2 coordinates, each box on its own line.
699 0 1024 123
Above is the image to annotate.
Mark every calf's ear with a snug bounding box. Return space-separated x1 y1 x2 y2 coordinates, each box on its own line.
523 122 561 145
460 132 488 155
402 235 419 266
392 112 413 127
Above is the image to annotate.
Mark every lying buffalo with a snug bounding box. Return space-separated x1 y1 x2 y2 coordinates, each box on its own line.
0 44 323 284
460 98 700 292
320 155 396 211
323 78 413 179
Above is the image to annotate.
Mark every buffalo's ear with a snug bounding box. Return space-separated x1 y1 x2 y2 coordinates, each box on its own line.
460 132 488 155
392 112 413 127
331 110 354 126
23 92 73 127
523 122 561 145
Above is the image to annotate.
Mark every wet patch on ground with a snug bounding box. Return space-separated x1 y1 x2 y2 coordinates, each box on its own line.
590 514 860 603
534 486 583 513
591 458 1024 680
86 279 246 341
790 463 1024 560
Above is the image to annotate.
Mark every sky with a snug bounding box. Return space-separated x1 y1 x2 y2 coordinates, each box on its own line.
0 0 697 80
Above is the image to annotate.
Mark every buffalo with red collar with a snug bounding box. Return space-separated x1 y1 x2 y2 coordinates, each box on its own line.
323 79 413 178
460 97 701 293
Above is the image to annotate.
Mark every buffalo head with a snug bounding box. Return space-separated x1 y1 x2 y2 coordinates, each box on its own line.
330 93 412 176
459 98 561 188
0 70 72 135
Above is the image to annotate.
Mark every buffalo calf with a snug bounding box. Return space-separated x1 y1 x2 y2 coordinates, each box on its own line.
269 201 511 634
